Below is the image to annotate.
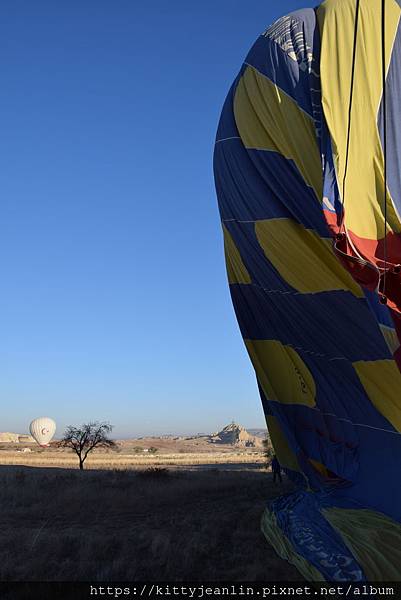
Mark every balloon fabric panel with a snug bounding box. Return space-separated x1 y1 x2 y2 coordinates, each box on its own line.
214 0 401 581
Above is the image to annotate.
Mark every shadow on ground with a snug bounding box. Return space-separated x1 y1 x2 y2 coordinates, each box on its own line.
0 465 301 581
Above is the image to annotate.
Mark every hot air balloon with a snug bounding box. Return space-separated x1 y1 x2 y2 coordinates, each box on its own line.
29 417 56 447
214 0 401 582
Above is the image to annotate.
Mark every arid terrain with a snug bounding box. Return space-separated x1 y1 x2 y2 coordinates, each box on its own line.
0 423 300 582
0 465 298 581
0 423 269 470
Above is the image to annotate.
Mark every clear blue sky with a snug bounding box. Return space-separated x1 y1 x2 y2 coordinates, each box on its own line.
1 0 316 438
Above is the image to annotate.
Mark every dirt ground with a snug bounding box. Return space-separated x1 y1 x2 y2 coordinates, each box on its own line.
0 465 300 582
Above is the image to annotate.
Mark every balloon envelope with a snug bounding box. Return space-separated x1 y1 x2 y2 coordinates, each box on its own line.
214 0 401 582
29 417 56 447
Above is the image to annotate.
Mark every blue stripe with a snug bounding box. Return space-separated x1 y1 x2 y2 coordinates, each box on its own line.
322 133 343 217
215 70 244 143
378 20 401 218
224 221 290 291
364 288 395 329
230 283 393 362
215 143 329 235
268 491 366 581
245 9 321 121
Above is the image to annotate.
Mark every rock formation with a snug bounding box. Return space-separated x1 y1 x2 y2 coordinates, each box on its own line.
208 422 265 448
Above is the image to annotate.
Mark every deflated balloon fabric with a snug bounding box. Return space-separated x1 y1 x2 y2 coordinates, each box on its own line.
214 0 401 582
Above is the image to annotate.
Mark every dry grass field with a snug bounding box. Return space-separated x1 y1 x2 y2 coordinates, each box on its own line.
0 448 265 469
0 465 300 582
0 434 267 470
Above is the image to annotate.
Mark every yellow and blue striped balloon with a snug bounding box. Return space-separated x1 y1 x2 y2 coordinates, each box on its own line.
214 0 401 582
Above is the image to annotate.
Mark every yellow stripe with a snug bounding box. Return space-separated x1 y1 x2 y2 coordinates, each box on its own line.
309 458 329 478
353 359 401 431
379 324 400 354
318 0 401 239
245 339 316 407
266 415 301 473
223 224 251 284
234 66 322 200
255 218 364 296
324 507 401 581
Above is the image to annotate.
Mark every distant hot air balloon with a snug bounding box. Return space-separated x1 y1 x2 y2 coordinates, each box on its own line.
214 0 401 583
29 417 56 447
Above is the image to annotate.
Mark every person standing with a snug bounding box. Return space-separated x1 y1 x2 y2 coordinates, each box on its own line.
271 455 282 483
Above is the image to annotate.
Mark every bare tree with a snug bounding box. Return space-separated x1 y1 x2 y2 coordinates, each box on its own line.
59 422 117 470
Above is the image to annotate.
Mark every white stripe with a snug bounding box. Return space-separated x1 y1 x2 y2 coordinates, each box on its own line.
309 407 401 437
268 401 401 436
215 136 241 144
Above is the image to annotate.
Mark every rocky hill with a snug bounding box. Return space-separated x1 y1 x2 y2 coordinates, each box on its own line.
247 428 268 439
208 423 265 448
0 432 20 443
0 432 35 443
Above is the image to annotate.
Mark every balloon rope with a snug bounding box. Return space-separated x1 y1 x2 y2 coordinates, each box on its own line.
382 0 388 297
340 0 360 233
